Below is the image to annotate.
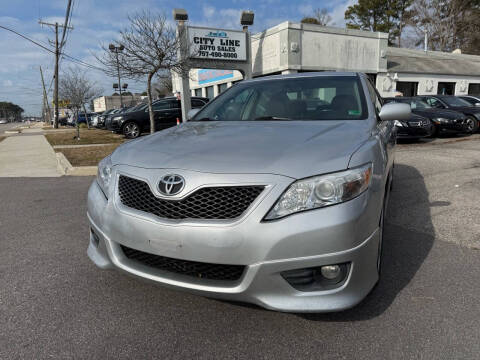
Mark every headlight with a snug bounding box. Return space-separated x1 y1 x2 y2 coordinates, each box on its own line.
97 156 113 197
113 116 124 121
433 117 450 123
265 163 372 220
394 120 405 127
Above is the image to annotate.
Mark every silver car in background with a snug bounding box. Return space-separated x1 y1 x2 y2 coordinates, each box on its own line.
87 72 410 312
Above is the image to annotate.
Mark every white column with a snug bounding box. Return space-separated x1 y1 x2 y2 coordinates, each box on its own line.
282 69 298 75
201 87 207 97
213 85 219 97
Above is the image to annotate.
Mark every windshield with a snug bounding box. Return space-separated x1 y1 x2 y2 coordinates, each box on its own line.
193 76 368 121
127 103 147 112
442 96 472 107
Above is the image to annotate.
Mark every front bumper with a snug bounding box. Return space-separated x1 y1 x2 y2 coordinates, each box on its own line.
435 119 466 133
396 123 434 138
87 168 382 312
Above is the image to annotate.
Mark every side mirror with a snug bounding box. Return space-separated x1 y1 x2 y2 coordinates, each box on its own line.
378 103 411 121
187 108 200 120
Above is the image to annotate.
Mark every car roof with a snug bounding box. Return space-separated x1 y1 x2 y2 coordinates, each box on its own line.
430 94 454 98
242 71 360 84
157 96 209 101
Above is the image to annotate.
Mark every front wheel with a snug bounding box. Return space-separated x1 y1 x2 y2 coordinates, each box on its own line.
122 121 141 139
465 116 478 134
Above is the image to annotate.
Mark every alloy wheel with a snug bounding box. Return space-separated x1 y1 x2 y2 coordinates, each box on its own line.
465 117 477 134
124 123 139 138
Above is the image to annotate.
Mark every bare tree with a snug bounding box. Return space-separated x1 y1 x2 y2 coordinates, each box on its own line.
59 66 102 139
314 8 334 26
96 11 189 134
301 8 334 26
409 0 480 53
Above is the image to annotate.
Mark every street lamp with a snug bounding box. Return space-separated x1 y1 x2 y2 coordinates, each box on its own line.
240 11 254 32
109 43 125 107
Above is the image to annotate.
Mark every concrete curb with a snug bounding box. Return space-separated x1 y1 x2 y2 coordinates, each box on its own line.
55 152 97 176
56 152 73 175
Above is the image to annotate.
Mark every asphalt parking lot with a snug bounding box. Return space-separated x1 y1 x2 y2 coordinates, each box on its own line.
1 136 479 359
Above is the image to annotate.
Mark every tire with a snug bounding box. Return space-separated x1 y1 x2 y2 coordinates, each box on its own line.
465 116 479 134
377 175 391 277
122 121 141 139
377 207 385 276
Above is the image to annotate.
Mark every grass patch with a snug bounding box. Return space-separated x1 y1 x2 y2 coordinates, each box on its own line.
45 128 124 146
56 144 121 166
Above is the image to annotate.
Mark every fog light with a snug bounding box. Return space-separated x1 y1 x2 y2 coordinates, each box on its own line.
320 265 341 279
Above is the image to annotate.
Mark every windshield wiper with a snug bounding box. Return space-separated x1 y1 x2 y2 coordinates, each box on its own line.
192 117 217 122
253 116 292 121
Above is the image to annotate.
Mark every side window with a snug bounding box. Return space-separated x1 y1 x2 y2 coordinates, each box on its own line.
366 80 382 115
169 100 180 109
152 101 170 111
191 99 205 108
427 97 444 108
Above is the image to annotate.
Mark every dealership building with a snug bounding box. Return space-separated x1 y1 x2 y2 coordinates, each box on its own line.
174 21 480 99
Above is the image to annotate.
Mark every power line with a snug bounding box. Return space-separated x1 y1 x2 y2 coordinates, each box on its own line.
61 53 105 72
0 25 55 54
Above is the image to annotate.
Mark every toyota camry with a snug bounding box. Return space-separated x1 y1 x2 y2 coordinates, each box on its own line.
87 72 410 312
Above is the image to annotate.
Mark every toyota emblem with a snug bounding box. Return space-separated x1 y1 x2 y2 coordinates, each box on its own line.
158 174 185 196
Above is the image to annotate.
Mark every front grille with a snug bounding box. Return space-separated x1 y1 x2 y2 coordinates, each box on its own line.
121 245 245 281
118 175 264 220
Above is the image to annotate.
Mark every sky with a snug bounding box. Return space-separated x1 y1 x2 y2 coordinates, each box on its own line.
0 0 355 115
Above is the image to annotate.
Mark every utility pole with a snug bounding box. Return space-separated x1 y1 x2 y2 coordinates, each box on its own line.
109 44 125 108
39 66 51 125
54 22 59 128
39 20 73 128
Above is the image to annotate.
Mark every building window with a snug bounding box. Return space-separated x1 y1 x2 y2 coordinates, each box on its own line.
468 83 480 94
218 83 228 94
194 88 202 97
206 86 214 99
396 82 418 96
437 82 456 95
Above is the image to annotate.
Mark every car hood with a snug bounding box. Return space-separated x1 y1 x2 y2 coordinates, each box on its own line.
412 108 466 119
111 121 371 178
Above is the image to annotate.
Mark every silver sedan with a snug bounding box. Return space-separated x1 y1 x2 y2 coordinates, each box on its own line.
87 72 410 312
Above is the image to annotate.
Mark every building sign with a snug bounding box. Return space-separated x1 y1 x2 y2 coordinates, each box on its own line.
188 26 247 61
52 99 70 108
198 69 234 85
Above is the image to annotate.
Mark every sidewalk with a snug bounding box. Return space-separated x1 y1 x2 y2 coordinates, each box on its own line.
0 129 61 177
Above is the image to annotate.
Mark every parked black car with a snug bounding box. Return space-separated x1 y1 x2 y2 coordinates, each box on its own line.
385 97 468 136
106 96 209 138
383 98 434 139
100 108 125 129
416 95 480 133
96 108 120 129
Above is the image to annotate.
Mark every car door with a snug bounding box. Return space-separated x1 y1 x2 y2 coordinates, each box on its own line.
152 100 177 130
